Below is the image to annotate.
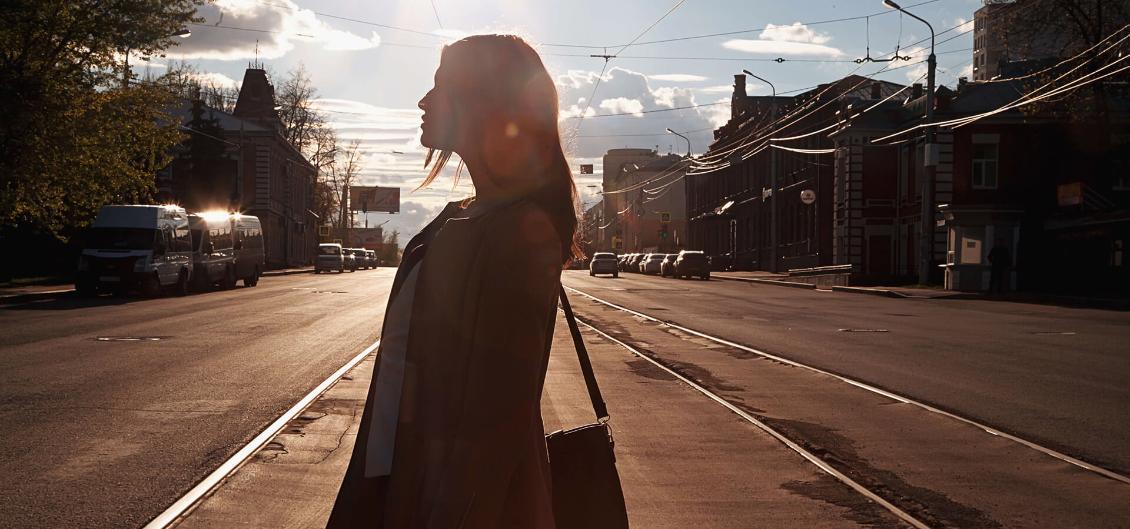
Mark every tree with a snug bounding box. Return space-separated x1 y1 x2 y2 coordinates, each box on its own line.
277 63 328 156
331 139 365 236
154 61 240 113
380 229 401 266
997 0 1130 58
0 0 200 240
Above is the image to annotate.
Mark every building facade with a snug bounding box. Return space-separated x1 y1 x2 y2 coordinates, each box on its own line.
600 149 689 253
688 74 903 272
160 68 319 269
832 76 1130 293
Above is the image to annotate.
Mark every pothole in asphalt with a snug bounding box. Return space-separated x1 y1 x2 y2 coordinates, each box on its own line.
312 290 348 294
837 328 889 333
93 336 169 342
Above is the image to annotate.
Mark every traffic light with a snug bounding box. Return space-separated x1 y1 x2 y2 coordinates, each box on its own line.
659 223 669 240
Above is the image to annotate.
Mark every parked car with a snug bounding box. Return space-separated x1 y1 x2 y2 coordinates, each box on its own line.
627 253 644 272
589 252 619 277
641 253 665 274
76 205 194 297
366 249 379 268
316 243 345 273
674 250 711 279
343 248 359 271
660 254 678 277
347 248 369 269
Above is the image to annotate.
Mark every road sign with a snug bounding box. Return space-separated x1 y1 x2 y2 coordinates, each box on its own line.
580 164 594 174
800 189 816 205
659 212 671 223
349 186 400 213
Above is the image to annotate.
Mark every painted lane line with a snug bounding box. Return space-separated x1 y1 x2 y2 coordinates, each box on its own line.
564 285 1130 486
142 339 381 529
574 317 932 529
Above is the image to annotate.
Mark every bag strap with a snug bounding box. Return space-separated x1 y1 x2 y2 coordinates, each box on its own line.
558 286 610 422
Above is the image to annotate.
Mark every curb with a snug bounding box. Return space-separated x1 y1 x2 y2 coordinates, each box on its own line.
260 268 314 277
715 275 817 290
0 288 74 304
831 285 908 298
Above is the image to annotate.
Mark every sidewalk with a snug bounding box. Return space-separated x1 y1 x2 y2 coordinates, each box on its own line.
172 314 899 528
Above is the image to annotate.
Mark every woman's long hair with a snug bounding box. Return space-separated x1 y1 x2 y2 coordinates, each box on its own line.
418 34 581 264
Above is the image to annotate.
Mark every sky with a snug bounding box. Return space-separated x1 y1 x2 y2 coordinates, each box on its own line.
142 0 982 241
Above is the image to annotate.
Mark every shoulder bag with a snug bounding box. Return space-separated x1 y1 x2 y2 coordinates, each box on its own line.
546 286 630 529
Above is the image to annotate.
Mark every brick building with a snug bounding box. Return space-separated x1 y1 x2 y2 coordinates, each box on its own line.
159 68 319 269
688 74 903 271
832 75 1130 293
600 149 689 253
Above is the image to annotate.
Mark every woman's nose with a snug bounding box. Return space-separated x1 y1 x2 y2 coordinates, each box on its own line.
418 96 428 111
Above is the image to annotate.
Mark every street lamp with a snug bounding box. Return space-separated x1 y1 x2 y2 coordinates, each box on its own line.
665 128 691 157
882 0 937 284
743 69 779 272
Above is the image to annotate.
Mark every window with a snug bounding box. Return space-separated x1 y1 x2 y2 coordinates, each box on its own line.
1114 160 1130 191
210 226 232 250
971 136 999 189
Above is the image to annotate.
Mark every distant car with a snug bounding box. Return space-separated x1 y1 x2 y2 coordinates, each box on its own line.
365 250 378 268
316 243 344 273
641 253 665 274
630 253 646 272
660 254 678 277
343 248 360 271
674 250 711 280
347 248 369 269
589 252 619 277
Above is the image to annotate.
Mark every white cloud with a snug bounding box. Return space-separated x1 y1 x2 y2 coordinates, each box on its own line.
723 39 844 57
953 17 975 33
698 85 735 94
189 71 240 88
169 0 382 60
554 66 729 158
760 22 832 44
722 22 843 57
958 63 974 81
648 74 708 82
599 98 644 116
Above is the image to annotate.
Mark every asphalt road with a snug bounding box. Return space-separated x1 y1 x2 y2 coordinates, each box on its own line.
562 270 1130 475
0 269 393 529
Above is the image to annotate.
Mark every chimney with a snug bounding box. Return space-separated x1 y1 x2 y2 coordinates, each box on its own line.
870 81 882 100
733 74 747 98
957 77 968 93
732 74 748 119
911 83 923 100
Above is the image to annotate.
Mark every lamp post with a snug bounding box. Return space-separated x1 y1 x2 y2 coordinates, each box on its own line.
883 0 937 284
743 70 779 272
665 128 691 157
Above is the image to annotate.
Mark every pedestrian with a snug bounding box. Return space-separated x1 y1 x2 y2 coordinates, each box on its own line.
326 34 580 529
987 240 1012 294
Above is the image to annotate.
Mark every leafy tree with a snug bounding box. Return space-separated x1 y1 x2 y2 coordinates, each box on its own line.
0 0 200 240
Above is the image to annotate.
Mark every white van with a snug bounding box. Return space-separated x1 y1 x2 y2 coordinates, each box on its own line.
316 243 345 273
231 214 265 287
76 205 194 296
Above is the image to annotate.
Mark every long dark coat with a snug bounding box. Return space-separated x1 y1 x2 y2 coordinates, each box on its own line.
327 199 562 529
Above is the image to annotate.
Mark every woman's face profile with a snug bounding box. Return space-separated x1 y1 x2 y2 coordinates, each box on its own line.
418 58 458 152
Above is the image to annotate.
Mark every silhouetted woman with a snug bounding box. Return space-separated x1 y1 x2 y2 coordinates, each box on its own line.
327 34 580 529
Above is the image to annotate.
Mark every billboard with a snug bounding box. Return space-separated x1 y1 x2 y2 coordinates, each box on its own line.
349 186 400 213
350 227 384 250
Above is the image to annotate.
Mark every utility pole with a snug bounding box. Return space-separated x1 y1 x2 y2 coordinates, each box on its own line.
884 0 936 284
744 70 778 272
